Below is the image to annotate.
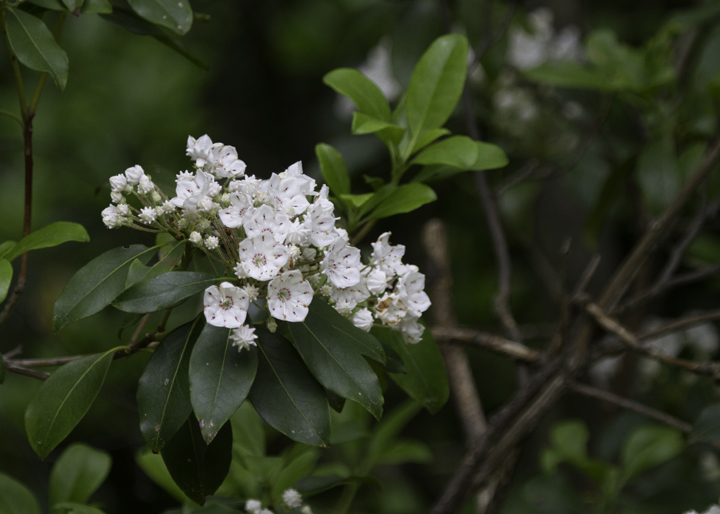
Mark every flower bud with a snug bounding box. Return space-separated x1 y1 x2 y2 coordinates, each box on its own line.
189 231 202 245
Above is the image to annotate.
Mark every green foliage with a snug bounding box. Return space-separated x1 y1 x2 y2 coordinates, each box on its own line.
690 403 720 443
0 473 41 514
25 350 116 459
0 259 12 303
3 222 89 263
127 0 193 36
315 143 351 197
113 271 219 313
189 324 258 443
49 444 111 509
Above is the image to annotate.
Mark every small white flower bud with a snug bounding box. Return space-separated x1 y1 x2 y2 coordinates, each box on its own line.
109 174 128 192
162 200 176 214
244 499 262 513
139 207 156 224
117 204 130 216
319 285 332 297
301 248 317 261
243 284 259 301
189 231 202 245
152 191 162 203
178 218 188 229
197 219 211 231
221 193 230 205
124 165 145 185
204 236 219 250
110 191 123 204
283 488 302 508
155 206 164 216
266 317 277 333
234 262 248 279
137 176 155 195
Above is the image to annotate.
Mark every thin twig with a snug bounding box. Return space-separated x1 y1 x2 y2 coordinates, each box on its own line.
639 308 720 343
6 363 49 380
570 382 692 433
433 327 540 362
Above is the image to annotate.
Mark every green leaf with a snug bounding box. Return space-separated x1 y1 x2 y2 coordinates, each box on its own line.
0 241 16 259
0 473 41 514
339 193 373 209
366 400 422 468
81 0 112 13
270 446 320 500
636 136 681 215
49 444 111 507
315 143 351 197
249 327 331 446
289 298 384 419
621 425 684 481
377 439 433 465
5 8 69 90
0 259 13 303
100 9 207 70
690 403 720 443
351 113 405 145
407 128 451 155
471 141 509 171
137 319 203 452
113 271 217 314
52 504 105 514
61 0 84 11
52 245 158 332
411 135 478 169
406 34 468 151
323 68 391 121
356 184 397 218
365 183 437 221
189 324 258 444
231 402 265 457
25 0 66 11
25 350 115 459
523 61 616 92
127 0 193 35
125 241 186 288
136 449 190 502
0 354 6 384
161 416 232 505
372 326 449 414
4 222 89 263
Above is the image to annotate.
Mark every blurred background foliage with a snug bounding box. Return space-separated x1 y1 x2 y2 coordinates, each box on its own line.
2 0 720 512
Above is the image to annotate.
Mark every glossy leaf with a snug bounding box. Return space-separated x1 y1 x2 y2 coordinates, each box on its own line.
161 416 232 505
49 444 111 507
690 403 720 443
4 222 89 263
53 245 158 332
365 183 437 221
339 193 373 209
470 141 509 171
315 143 351 196
25 350 115 459
61 0 84 11
137 319 203 452
81 0 112 13
113 271 216 313
249 327 331 446
0 473 41 514
289 298 384 419
0 241 16 259
127 0 193 35
406 34 468 150
357 184 397 218
621 425 684 480
412 135 478 169
26 0 66 10
125 241 186 288
189 324 258 443
323 68 391 121
0 259 12 303
406 128 451 156
372 327 449 414
5 8 69 90
351 113 405 144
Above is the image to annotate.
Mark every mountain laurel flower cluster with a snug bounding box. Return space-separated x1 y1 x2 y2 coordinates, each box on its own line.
102 135 431 344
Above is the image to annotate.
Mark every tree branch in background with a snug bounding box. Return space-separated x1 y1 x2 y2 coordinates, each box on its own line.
433 327 540 363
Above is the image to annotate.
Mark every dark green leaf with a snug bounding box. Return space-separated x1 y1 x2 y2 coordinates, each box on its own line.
52 245 158 332
61 0 84 11
380 342 405 374
294 474 381 496
4 222 89 263
323 68 391 121
136 449 189 502
100 9 207 70
357 184 397 218
411 135 478 169
339 193 373 209
125 259 150 289
137 319 203 452
270 446 320 500
0 241 16 259
351 113 405 145
189 324 258 444
523 61 615 91
377 439 433 465
49 444 111 507
249 328 331 446
621 425 684 480
0 259 13 303
0 354 5 384
125 241 186 289
81 0 112 13
25 350 115 459
113 271 216 314
289 298 384 419
52 504 105 514
231 402 265 457
25 0 66 11
161 415 232 505
315 143 351 197
636 136 681 215
365 183 437 221
0 473 41 514
326 389 346 413
406 34 468 151
690 403 720 443
5 8 69 90
366 400 422 467
372 327 449 414
127 0 193 35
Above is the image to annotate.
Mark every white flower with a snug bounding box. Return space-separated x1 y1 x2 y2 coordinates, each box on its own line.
301 507 313 514
267 270 313 322
282 488 303 508
245 204 290 243
366 267 389 295
229 325 258 351
244 499 262 513
374 292 408 326
352 308 374 332
303 211 338 248
187 134 214 166
109 174 130 192
208 145 246 179
111 191 123 204
234 262 248 279
139 207 156 224
218 192 253 228
203 282 249 328
322 238 361 288
117 204 130 216
397 271 431 317
370 232 406 277
238 234 289 281
137 176 155 195
399 316 425 344
330 281 370 312
189 231 202 245
124 165 145 185
243 284 259 301
285 219 310 246
102 205 121 228
162 200 176 214
171 171 215 211
204 236 219 250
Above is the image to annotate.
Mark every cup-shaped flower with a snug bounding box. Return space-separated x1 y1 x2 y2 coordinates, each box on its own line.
370 232 406 277
203 282 249 328
322 238 361 288
267 270 313 322
397 271 431 317
239 234 289 281
244 204 290 243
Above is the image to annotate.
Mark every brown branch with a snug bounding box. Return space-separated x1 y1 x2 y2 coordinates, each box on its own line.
639 308 720 343
433 327 540 362
570 382 692 433
6 363 48 380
